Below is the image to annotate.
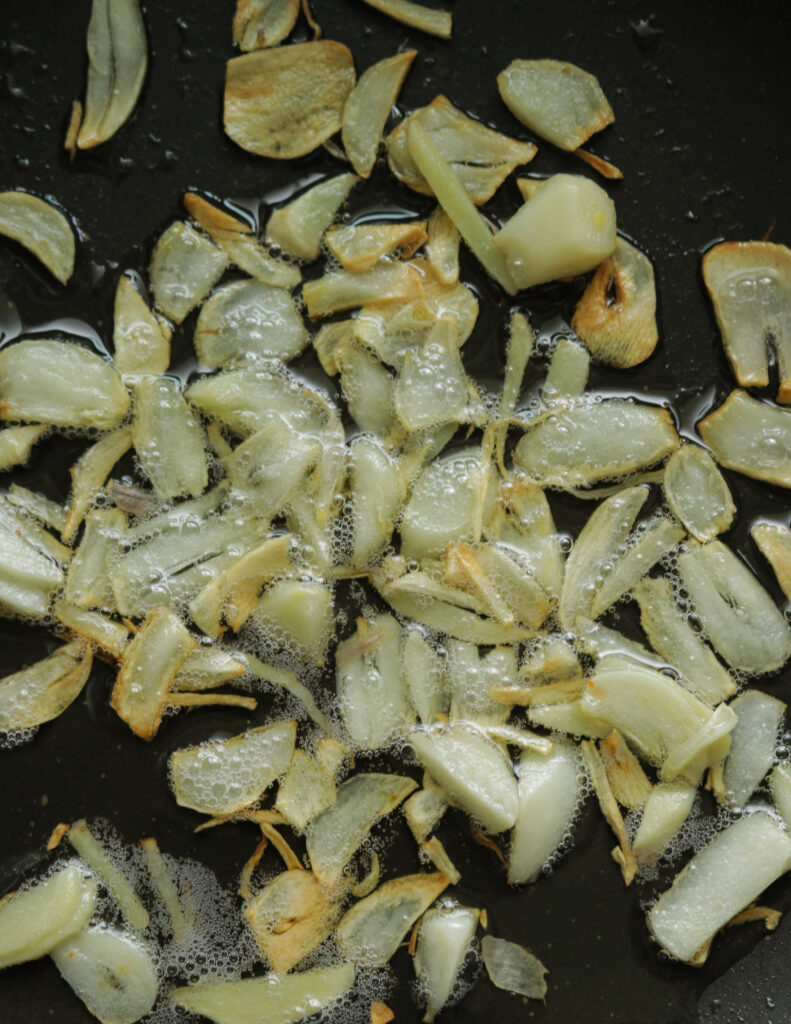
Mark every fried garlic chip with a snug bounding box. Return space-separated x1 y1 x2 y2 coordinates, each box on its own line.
0 192 75 284
0 640 92 732
702 241 791 402
224 41 355 159
358 0 451 38
388 96 537 205
113 275 171 375
497 58 614 151
572 238 658 368
232 0 299 50
342 50 416 178
325 221 427 272
184 192 300 289
76 0 147 149
245 869 343 974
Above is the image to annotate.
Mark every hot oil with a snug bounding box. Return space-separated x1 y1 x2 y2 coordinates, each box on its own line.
1 150 790 1024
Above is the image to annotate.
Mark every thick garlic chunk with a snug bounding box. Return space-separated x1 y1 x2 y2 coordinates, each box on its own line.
493 174 616 290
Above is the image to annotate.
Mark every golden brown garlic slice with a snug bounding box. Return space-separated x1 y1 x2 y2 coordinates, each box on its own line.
702 241 791 402
224 41 356 159
571 238 658 368
325 221 427 272
358 0 451 37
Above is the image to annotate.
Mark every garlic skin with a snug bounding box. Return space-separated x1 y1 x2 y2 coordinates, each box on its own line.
493 174 616 290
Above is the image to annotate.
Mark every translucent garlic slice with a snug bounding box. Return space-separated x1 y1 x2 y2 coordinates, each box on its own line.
51 927 157 1024
0 425 48 471
274 749 336 831
113 275 171 376
0 866 97 970
721 690 786 807
306 773 417 887
514 400 678 488
326 220 427 272
632 782 696 866
0 191 75 284
195 279 307 367
0 640 92 732
348 436 408 567
265 174 358 263
481 935 548 1000
359 0 451 38
149 221 228 324
663 444 735 542
304 260 423 318
678 540 791 674
497 58 614 151
170 720 296 816
232 0 299 50
133 376 207 500
426 207 460 285
172 963 355 1024
751 521 791 599
647 812 791 963
335 872 450 965
0 339 128 431
698 389 791 488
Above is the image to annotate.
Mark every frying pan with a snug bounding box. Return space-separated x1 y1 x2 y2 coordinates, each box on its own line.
0 0 790 1021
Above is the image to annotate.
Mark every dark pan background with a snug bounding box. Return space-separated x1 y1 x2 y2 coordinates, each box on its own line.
1 1 791 1022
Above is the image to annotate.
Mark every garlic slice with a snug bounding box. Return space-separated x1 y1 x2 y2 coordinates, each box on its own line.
404 783 448 844
245 869 343 974
304 260 423 318
184 192 301 290
678 540 791 674
63 427 133 543
497 58 614 151
326 220 427 272
409 723 519 833
195 279 307 367
481 935 548 1000
335 872 450 965
149 221 229 324
406 120 517 294
265 174 358 263
67 819 149 930
508 740 582 884
770 763 791 829
113 275 171 376
359 0 451 38
514 400 678 488
447 642 515 726
702 241 791 401
52 600 128 659
51 927 157 1024
751 521 791 600
76 0 147 148
599 730 652 810
232 0 299 50
342 50 417 178
0 516 64 619
721 690 786 807
110 606 196 739
663 444 735 542
425 207 460 286
415 905 479 1022
0 640 92 732
172 963 355 1024
631 576 735 705
0 339 128 431
698 389 791 488
170 720 295 816
0 425 48 471
65 508 126 611
389 95 536 205
0 191 75 284
252 578 334 666
132 376 207 500
275 749 336 830
348 436 407 567
224 41 356 159
632 782 696 866
543 337 590 399
572 238 658 367
0 867 97 970
647 812 791 963
336 613 414 750
306 773 417 887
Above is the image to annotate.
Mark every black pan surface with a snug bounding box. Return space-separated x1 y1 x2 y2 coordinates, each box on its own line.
1 1 791 1022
